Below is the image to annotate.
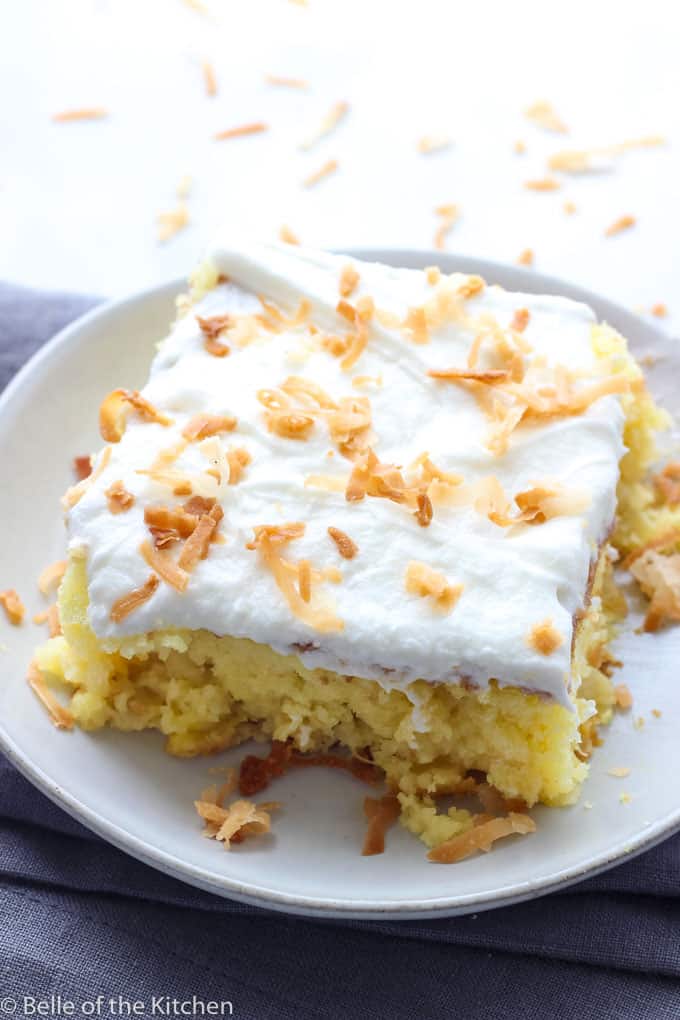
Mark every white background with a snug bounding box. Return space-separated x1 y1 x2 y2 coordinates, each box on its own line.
1 0 678 332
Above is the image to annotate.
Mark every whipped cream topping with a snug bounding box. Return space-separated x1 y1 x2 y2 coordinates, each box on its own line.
67 241 626 708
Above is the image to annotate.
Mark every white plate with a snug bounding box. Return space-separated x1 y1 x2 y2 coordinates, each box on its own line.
1 250 679 920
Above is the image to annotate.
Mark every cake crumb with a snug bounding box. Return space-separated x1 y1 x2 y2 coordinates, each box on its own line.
583 800 593 810
38 560 67 596
652 708 662 719
633 715 645 731
614 683 633 709
605 214 636 237
620 792 632 805
608 766 631 778
0 590 25 625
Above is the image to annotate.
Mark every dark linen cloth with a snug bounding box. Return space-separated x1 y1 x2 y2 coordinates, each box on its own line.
1 282 679 1020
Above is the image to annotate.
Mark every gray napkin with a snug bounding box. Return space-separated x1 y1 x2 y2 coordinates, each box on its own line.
1 282 679 1020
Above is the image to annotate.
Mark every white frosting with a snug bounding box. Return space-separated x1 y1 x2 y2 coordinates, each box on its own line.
68 241 626 709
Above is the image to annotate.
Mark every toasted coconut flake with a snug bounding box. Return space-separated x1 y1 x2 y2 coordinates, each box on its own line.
652 708 662 718
144 505 200 548
157 203 189 242
214 122 268 141
73 455 92 481
428 367 510 383
266 74 308 89
510 308 530 333
305 474 346 493
525 177 561 192
608 766 631 778
328 526 358 559
623 527 680 568
405 561 462 613
651 303 668 318
38 560 67 596
246 523 343 632
52 107 108 123
513 139 526 154
563 200 577 215
202 60 217 96
239 740 379 797
100 389 172 442
299 100 349 151
653 462 680 506
629 549 680 631
139 540 189 592
105 480 135 515
302 158 338 188
417 135 452 155
415 492 433 527
548 136 665 173
226 447 251 485
27 661 73 730
429 812 536 863
182 414 237 440
177 504 224 572
525 100 567 133
425 265 441 285
195 797 276 848
614 683 633 710
434 203 459 250
0 589 25 625
279 224 300 245
176 174 192 199
526 618 564 655
110 574 160 622
605 214 636 237
298 559 312 602
362 795 400 856
516 248 534 266
339 264 360 298
62 446 112 509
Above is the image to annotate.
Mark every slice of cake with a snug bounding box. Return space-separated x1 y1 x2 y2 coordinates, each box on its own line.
32 241 669 857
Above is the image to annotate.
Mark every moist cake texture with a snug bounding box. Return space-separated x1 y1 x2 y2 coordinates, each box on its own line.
33 241 665 851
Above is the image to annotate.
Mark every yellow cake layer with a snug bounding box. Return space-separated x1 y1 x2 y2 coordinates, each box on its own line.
34 321 674 849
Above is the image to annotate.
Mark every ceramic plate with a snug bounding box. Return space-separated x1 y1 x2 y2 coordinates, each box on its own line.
1 250 679 920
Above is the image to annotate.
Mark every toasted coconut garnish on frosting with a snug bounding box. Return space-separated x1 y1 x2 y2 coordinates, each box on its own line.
425 265 441 285
473 477 589 528
428 812 536 863
62 446 112 509
181 414 237 440
214 121 268 141
38 560 67 596
362 795 400 855
140 540 189 591
516 248 534 266
339 264 360 298
653 462 680 506
327 396 373 458
629 550 680 631
405 561 463 613
415 492 433 527
429 367 511 383
0 589 25 625
279 224 300 244
402 306 430 345
110 574 160 622
605 214 636 237
302 158 339 188
525 177 561 191
144 504 201 548
526 619 564 655
195 797 277 848
105 480 135 514
177 503 224 572
260 378 372 457
196 314 231 357
99 389 173 443
328 526 358 559
511 308 530 332
226 447 251 484
27 661 73 730
52 107 108 123
246 523 343 632
622 527 680 568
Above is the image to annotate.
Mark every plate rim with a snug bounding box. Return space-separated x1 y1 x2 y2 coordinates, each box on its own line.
1 248 677 920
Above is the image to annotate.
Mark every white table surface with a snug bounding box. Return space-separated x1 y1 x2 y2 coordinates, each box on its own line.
2 0 678 333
